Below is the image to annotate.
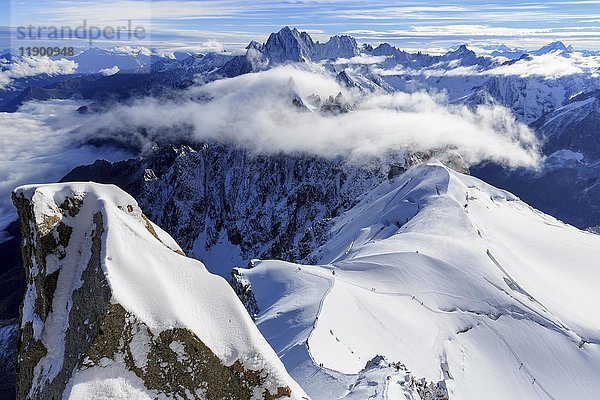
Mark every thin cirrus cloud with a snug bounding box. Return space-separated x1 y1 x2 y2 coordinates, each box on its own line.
343 24 600 49
3 0 600 50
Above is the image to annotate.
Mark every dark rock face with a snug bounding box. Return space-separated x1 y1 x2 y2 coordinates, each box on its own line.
535 90 600 161
230 269 260 318
63 144 410 276
0 222 24 321
78 302 291 400
0 320 18 400
12 192 107 399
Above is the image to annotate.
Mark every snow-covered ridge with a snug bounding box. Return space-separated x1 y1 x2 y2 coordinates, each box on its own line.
234 162 600 400
12 182 307 399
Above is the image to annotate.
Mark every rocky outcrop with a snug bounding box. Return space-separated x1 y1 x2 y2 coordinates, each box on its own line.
230 269 260 319
12 183 307 399
343 356 449 400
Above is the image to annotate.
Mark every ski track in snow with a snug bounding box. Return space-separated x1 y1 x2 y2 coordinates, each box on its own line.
482 320 557 400
302 259 580 400
299 261 566 400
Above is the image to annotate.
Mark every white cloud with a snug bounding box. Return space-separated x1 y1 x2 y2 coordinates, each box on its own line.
0 100 131 235
0 56 78 89
373 52 589 79
113 46 154 56
333 54 388 65
200 39 226 53
343 24 600 50
18 0 246 25
99 65 120 76
486 53 584 78
86 65 541 168
0 64 545 238
374 64 482 78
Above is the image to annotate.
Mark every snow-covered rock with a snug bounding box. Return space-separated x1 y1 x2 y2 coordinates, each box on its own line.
488 45 527 60
440 44 491 68
217 27 359 77
311 36 359 62
534 41 573 56
12 182 307 399
466 73 590 123
343 356 448 400
68 47 170 74
264 27 315 64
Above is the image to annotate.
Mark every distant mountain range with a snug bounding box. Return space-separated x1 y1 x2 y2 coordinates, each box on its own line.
4 27 599 227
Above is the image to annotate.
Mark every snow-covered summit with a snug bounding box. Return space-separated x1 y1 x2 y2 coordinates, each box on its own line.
263 27 359 63
534 41 573 56
311 35 359 61
12 182 307 399
234 161 600 400
217 27 359 76
264 27 315 64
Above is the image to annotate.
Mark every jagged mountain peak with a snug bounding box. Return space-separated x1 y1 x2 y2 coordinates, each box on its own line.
287 76 309 109
244 27 359 65
444 44 474 58
246 40 264 51
370 42 404 57
456 44 469 52
264 26 315 63
312 34 359 61
535 41 573 55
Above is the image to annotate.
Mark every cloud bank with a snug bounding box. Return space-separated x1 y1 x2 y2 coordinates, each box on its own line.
87 65 541 167
374 52 589 79
0 65 543 240
0 56 78 89
0 100 131 239
486 53 584 78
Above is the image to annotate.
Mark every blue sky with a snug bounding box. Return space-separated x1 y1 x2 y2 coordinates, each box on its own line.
1 0 600 51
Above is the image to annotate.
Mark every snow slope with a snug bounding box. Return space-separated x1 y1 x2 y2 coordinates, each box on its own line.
13 182 307 399
235 162 600 400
